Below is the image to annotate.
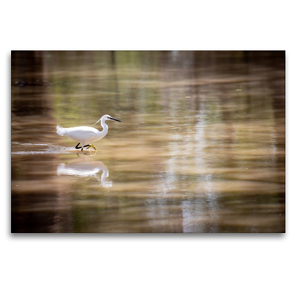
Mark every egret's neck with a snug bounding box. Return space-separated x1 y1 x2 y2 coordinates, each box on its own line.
96 119 108 139
92 118 109 142
101 119 108 133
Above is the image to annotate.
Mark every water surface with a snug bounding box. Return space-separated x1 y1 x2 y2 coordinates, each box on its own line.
11 51 285 233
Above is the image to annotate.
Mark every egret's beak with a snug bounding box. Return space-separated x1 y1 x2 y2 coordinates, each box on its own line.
94 119 101 125
109 117 121 122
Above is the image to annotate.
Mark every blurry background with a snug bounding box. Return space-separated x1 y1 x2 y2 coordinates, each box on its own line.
11 51 285 233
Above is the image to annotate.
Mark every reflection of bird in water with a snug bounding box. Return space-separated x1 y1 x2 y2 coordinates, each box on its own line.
56 114 121 151
57 155 112 188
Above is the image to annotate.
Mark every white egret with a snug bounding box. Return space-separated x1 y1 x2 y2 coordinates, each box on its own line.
56 114 121 151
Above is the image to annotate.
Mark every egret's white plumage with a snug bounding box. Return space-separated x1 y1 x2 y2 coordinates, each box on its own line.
56 114 120 151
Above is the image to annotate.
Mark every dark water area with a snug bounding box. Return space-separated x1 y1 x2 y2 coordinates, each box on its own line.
11 51 285 233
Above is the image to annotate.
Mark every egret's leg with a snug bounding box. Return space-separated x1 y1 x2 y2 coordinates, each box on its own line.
75 143 90 150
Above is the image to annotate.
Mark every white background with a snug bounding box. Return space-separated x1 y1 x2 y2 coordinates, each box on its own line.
2 1 293 294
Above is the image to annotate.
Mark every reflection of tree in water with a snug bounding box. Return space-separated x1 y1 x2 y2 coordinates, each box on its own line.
11 51 56 146
11 51 62 233
11 51 52 117
11 51 285 233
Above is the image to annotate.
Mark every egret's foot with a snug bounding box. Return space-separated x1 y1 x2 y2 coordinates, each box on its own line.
86 144 97 150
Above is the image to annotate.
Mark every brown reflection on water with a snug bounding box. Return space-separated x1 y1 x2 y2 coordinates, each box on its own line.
11 51 285 233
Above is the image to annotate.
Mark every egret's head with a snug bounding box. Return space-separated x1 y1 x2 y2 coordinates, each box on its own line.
94 114 121 125
105 115 121 122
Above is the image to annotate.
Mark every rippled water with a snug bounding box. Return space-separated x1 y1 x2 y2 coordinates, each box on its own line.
11 51 285 233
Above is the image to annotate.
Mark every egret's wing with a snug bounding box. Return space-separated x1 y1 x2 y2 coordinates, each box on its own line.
65 126 98 142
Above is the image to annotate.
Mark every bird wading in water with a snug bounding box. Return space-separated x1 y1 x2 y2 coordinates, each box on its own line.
56 114 121 151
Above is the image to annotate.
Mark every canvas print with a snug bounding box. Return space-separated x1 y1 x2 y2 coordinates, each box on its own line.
11 51 285 233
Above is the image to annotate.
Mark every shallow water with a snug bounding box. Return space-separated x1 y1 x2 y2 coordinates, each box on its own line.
11 51 285 233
